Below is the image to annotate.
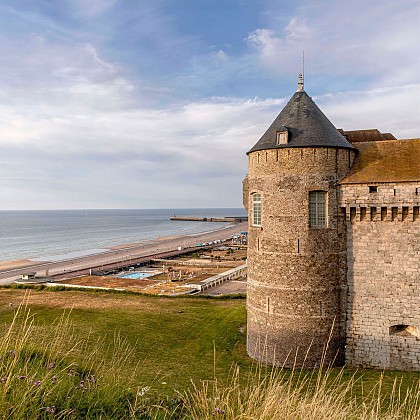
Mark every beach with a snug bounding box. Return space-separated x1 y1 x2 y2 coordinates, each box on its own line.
0 222 247 284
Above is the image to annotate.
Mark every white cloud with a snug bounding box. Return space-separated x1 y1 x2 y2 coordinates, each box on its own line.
0 34 283 209
246 0 420 86
0 1 419 210
319 84 420 139
1 27 418 209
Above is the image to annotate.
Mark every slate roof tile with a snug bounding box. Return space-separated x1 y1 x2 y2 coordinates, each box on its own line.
248 90 355 154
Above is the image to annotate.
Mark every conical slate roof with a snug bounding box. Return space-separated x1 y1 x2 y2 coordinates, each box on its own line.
248 89 355 154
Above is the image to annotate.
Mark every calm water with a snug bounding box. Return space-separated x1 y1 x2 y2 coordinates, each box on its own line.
0 208 246 262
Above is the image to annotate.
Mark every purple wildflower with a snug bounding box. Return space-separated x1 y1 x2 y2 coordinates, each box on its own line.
33 380 42 387
86 374 96 383
212 407 226 416
45 363 55 370
45 406 55 414
17 375 27 380
51 375 58 384
1 377 7 383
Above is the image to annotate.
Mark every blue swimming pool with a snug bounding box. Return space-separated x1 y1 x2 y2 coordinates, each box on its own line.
119 272 155 279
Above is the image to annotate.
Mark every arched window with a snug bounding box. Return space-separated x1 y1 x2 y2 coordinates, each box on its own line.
309 191 326 227
252 193 262 227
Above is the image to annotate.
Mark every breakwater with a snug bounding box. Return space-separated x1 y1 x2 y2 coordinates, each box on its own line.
170 216 248 223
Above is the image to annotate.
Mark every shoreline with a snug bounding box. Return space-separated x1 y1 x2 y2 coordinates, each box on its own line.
0 222 248 284
0 259 45 271
109 223 237 250
1 222 238 265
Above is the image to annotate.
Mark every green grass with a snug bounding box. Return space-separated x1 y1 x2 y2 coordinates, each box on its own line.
0 289 418 418
0 289 248 395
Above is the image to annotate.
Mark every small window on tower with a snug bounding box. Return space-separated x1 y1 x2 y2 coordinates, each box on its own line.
369 186 378 193
252 193 262 227
309 191 327 227
276 130 289 145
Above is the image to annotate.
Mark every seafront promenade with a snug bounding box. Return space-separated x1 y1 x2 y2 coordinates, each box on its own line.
0 222 247 285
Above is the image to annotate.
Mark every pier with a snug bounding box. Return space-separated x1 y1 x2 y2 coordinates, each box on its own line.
170 216 248 223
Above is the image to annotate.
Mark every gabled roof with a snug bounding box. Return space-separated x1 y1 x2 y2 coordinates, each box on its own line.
340 139 420 184
338 129 396 143
248 90 355 154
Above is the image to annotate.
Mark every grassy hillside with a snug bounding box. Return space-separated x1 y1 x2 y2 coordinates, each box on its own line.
0 289 248 393
0 288 418 418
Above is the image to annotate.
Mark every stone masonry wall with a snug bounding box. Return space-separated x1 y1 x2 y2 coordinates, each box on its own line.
246 147 355 367
340 182 420 370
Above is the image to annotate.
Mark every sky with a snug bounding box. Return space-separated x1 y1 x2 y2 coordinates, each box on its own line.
0 0 419 210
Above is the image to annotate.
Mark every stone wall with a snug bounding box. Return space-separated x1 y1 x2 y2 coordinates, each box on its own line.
340 182 420 370
246 147 355 367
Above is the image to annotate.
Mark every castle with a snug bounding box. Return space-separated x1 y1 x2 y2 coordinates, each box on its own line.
243 75 420 371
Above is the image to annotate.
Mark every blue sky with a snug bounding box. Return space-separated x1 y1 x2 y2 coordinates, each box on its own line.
0 0 419 209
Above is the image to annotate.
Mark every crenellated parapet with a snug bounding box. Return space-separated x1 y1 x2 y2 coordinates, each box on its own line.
339 182 420 223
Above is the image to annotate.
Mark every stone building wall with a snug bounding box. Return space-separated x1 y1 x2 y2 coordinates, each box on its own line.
246 147 355 367
340 182 420 370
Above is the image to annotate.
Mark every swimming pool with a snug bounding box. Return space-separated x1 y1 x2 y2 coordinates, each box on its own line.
119 272 155 280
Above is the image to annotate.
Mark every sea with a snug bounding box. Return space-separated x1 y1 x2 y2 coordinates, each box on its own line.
0 208 247 263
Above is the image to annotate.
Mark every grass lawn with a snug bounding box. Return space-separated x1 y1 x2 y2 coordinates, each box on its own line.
0 287 418 418
0 288 249 395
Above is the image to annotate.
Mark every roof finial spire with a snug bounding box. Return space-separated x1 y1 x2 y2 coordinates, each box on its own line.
297 72 304 92
297 51 305 92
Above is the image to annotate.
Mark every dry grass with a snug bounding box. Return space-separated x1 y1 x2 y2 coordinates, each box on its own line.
181 363 420 419
0 298 143 418
0 290 419 419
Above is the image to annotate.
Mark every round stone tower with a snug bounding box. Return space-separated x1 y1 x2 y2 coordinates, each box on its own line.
244 75 356 367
